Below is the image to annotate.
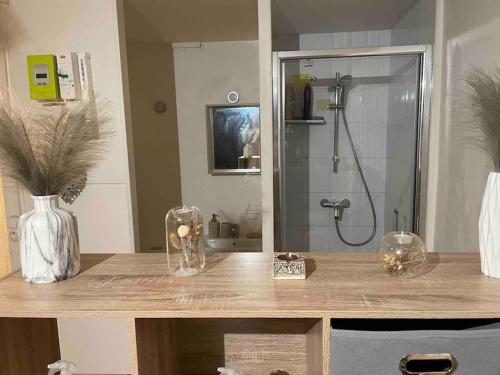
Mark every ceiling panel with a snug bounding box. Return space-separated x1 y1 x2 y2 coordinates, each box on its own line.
272 0 420 35
124 0 420 43
124 0 259 43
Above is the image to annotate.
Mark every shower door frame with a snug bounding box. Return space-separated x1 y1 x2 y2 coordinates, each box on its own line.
273 45 433 251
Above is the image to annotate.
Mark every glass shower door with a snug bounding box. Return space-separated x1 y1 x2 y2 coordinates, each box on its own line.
276 50 428 253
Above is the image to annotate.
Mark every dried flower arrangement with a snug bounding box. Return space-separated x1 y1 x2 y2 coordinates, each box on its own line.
166 206 205 276
465 67 500 172
0 96 112 203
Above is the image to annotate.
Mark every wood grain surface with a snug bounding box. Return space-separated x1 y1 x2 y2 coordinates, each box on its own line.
0 252 499 319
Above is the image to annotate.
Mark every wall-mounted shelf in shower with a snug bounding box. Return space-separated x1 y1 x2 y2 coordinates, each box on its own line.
285 116 326 126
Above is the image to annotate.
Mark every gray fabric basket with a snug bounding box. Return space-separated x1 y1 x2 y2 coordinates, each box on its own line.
331 321 500 375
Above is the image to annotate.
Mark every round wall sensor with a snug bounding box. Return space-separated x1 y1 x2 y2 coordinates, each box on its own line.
153 101 167 113
227 91 239 104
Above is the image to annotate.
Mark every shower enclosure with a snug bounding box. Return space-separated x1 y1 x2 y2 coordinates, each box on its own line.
273 45 432 252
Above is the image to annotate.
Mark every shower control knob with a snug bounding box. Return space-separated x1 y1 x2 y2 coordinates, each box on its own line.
320 199 350 221
320 199 334 208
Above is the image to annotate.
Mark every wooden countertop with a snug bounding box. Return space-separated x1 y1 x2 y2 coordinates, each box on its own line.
0 252 499 319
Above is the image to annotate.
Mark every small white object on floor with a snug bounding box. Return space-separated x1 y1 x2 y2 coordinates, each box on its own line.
48 360 76 375
217 367 242 375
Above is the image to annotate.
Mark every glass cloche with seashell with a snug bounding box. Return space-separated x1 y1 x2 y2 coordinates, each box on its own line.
166 206 205 276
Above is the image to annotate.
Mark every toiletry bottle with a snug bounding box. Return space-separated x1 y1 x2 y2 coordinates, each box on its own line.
220 222 232 238
285 83 295 120
303 81 312 120
230 224 240 239
209 214 220 238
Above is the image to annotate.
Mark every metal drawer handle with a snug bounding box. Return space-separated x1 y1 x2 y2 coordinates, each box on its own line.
400 353 459 375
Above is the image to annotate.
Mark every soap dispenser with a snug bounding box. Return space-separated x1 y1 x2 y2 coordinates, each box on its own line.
209 214 220 238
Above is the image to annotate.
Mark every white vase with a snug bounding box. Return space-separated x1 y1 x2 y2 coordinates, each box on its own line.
19 195 80 283
479 172 500 278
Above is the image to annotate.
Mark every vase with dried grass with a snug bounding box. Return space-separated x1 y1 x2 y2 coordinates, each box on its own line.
466 68 500 278
0 97 111 283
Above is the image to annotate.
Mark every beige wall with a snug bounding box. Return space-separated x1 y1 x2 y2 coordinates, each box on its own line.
0 2 7 91
0 3 10 276
272 33 300 51
391 0 436 46
0 179 10 277
173 41 262 235
127 43 182 251
4 0 135 372
432 0 500 251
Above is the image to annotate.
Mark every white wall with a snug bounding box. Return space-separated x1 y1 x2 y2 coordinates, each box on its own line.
432 0 500 251
173 41 261 236
258 0 274 252
4 0 135 373
6 0 137 253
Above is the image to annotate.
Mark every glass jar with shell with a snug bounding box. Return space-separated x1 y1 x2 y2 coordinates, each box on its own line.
166 206 205 276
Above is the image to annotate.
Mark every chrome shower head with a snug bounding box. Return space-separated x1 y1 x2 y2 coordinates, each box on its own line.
328 73 353 109
328 74 353 91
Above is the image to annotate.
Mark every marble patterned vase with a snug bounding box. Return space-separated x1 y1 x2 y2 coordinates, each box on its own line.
19 195 80 283
479 172 500 278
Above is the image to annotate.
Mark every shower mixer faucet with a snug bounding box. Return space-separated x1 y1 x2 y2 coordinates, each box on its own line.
320 199 350 221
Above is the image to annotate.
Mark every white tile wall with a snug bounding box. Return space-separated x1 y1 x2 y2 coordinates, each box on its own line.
283 30 393 252
331 159 360 193
306 226 330 251
305 192 331 226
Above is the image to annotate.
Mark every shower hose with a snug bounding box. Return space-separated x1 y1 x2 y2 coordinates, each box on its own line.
335 108 377 246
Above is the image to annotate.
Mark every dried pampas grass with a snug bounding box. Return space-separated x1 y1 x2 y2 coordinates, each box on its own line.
0 95 112 201
466 67 500 172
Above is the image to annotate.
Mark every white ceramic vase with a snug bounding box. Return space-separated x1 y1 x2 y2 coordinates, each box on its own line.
479 172 500 278
19 195 80 283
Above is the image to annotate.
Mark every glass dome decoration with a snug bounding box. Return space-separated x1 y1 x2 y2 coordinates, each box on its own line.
166 206 205 276
379 231 427 278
